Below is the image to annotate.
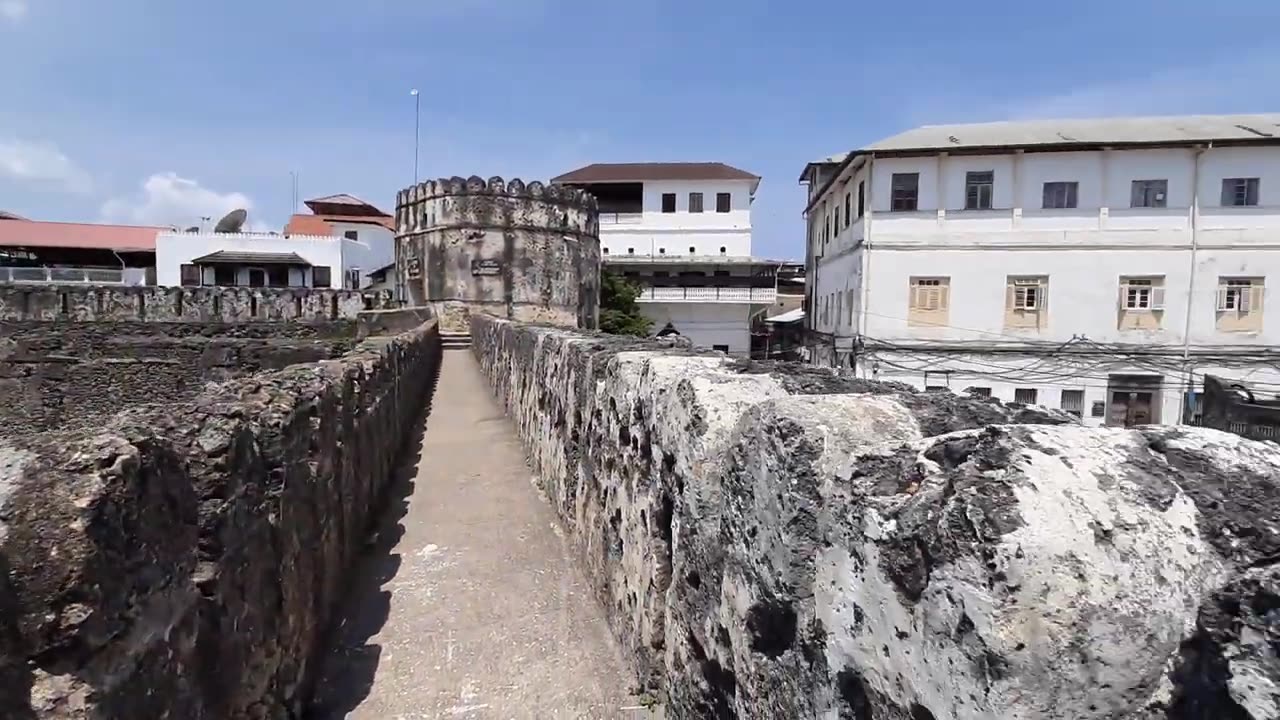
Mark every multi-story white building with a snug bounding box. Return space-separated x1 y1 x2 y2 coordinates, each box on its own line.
802 113 1280 427
553 162 775 354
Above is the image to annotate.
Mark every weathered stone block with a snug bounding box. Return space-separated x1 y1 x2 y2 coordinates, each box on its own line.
0 319 441 718
471 314 1280 720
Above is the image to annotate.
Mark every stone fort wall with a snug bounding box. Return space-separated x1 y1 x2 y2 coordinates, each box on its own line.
471 314 1280 720
0 286 394 439
0 315 442 718
395 175 600 331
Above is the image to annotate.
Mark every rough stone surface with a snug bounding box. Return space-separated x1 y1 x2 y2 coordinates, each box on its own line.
0 321 357 438
471 315 1280 720
396 176 600 331
0 319 441 718
0 285 392 323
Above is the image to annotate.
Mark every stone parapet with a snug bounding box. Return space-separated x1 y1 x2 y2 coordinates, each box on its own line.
0 318 441 718
0 284 394 323
471 314 1280 720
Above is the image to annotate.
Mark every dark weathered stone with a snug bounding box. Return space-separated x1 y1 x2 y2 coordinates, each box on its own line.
0 319 441 718
395 177 600 331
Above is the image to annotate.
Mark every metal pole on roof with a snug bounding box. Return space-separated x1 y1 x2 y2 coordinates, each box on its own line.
410 89 421 184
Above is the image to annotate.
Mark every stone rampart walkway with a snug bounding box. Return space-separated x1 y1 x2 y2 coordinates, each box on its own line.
309 349 654 719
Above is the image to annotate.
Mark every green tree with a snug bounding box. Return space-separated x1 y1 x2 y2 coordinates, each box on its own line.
598 269 653 337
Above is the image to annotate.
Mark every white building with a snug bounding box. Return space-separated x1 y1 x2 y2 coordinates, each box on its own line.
554 162 773 354
285 194 396 290
155 231 385 290
802 113 1280 427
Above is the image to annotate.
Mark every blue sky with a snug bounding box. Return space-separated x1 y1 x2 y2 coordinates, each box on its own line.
2 0 1279 258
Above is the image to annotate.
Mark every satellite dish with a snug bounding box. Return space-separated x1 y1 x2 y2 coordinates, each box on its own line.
184 226 200 233
213 208 248 233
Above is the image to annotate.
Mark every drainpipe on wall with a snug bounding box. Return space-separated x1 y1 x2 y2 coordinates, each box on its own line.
1179 143 1208 424
858 154 875 379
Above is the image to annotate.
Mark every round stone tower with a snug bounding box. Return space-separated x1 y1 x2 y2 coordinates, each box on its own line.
394 175 600 331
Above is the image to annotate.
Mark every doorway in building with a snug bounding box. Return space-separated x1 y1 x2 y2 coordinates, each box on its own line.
1106 374 1163 427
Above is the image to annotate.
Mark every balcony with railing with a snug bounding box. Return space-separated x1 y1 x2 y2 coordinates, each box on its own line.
597 211 645 225
635 286 777 303
0 266 144 285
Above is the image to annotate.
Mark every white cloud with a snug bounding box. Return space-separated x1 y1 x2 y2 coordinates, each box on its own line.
101 172 255 229
0 137 92 192
0 1 26 22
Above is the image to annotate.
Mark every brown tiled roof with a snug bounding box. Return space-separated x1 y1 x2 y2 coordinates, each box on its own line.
552 162 760 184
0 218 166 251
303 194 390 217
191 250 311 265
284 213 395 236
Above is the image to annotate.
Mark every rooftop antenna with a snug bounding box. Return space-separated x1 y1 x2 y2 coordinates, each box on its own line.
213 208 248 233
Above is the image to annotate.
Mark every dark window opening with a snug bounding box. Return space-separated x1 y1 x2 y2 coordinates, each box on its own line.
891 173 919 211
343 230 359 240
712 344 730 353
716 192 731 213
661 193 677 213
569 182 642 215
689 192 704 213
247 268 266 288
214 266 236 287
1222 177 1260 207
179 264 200 286
844 192 851 227
312 265 332 288
1042 181 1079 209
965 171 994 210
267 266 289 287
857 180 865 217
1131 179 1168 208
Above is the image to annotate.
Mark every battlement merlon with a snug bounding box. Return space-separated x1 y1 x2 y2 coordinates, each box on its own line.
395 175 598 234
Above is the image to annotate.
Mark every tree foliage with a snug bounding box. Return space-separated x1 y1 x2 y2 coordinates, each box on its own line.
598 269 653 337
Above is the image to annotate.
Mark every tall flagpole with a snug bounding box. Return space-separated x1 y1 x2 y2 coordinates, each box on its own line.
410 89 421 184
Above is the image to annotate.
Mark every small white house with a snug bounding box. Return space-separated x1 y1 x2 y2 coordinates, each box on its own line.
155 231 385 290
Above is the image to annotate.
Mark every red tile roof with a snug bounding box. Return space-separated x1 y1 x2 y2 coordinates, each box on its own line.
552 162 760 184
0 218 166 251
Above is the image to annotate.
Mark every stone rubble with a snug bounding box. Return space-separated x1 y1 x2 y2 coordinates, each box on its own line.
472 315 1280 720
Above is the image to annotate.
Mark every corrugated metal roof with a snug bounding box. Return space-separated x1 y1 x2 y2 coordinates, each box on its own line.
0 219 165 251
864 113 1280 153
191 250 311 265
553 162 760 185
764 308 805 323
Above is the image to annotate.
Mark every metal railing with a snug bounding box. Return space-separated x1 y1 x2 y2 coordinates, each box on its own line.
597 212 644 224
0 266 128 284
636 286 777 303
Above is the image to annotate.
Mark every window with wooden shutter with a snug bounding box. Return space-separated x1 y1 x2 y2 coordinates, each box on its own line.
1216 277 1265 333
179 264 201 286
908 277 950 327
1117 276 1166 330
1005 276 1048 329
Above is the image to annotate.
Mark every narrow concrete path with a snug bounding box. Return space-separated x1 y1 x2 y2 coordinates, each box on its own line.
310 349 654 720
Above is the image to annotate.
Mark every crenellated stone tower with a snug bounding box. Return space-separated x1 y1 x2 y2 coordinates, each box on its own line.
395 175 600 331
